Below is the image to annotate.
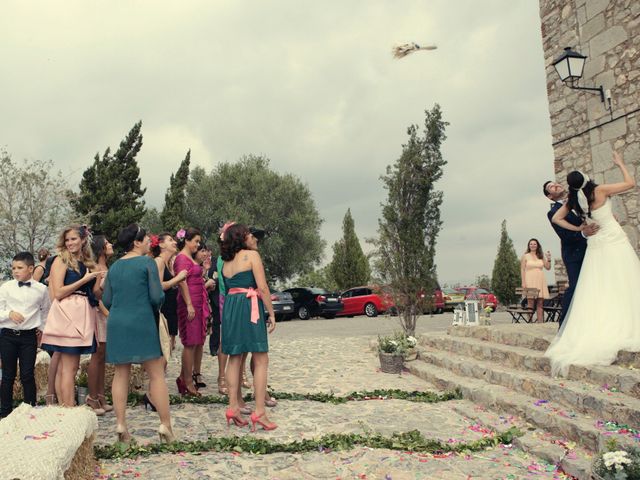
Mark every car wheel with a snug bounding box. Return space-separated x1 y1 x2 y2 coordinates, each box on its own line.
297 306 310 320
364 303 378 317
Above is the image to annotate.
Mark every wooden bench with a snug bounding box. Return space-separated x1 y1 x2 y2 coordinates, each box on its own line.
506 287 539 323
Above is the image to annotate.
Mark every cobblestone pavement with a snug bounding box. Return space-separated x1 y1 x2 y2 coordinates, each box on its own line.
96 314 575 479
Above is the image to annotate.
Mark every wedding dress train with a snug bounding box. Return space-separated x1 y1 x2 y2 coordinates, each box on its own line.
544 199 640 376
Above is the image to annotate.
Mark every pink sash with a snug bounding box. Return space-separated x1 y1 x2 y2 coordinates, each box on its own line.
41 294 97 347
228 287 261 324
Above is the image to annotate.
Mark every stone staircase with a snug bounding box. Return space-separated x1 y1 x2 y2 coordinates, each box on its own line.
407 323 640 479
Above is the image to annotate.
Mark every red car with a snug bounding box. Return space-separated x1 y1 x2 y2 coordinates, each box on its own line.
419 285 445 314
457 286 499 310
339 286 395 317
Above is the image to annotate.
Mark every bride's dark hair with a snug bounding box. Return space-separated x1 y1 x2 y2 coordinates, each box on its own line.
566 170 598 220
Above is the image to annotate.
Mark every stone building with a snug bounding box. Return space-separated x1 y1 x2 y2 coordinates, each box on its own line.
539 0 640 281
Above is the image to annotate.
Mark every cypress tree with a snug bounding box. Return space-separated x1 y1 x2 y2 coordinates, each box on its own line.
70 122 146 241
491 220 521 305
372 104 448 336
329 209 371 290
160 150 191 233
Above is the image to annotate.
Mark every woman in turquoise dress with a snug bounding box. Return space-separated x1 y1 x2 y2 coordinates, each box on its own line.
220 223 277 431
104 224 174 444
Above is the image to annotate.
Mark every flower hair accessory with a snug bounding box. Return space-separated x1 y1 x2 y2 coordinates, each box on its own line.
150 234 160 248
219 221 236 241
176 229 186 240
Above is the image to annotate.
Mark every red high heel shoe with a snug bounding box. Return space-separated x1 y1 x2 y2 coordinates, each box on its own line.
225 408 249 427
176 377 187 395
250 412 277 432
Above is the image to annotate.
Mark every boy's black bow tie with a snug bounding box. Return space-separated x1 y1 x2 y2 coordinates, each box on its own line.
18 281 31 287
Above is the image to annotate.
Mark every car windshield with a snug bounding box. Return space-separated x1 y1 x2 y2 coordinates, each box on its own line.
476 288 489 294
309 288 328 295
443 288 458 294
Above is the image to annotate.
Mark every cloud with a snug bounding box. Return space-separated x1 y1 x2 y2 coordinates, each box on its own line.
0 0 561 285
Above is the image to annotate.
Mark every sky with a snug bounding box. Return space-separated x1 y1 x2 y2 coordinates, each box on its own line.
0 0 560 285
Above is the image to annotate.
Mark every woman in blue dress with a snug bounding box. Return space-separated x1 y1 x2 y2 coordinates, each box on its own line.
104 224 174 444
41 224 104 408
220 223 277 431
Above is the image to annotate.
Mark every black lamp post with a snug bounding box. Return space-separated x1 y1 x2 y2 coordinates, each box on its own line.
552 47 606 103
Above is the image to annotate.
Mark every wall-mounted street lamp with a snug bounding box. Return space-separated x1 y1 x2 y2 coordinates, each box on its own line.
552 47 612 114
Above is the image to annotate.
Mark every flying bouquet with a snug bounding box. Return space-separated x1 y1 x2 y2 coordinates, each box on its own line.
392 42 437 59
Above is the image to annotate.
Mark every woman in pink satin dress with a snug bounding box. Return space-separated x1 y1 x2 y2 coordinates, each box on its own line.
174 228 210 396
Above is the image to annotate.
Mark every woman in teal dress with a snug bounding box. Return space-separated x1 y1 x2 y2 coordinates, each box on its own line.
220 223 277 431
104 224 174 444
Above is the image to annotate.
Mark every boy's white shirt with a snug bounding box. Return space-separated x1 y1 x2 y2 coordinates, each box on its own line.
0 278 50 330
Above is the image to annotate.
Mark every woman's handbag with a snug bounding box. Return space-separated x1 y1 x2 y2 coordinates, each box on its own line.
158 312 172 362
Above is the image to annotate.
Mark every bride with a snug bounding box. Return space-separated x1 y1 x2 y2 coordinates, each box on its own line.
544 151 640 376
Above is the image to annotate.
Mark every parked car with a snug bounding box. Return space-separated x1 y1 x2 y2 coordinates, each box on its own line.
423 285 445 314
283 287 344 320
338 286 395 317
457 286 499 310
442 287 465 310
263 291 295 321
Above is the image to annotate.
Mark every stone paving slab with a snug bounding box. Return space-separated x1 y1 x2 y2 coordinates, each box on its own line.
95 331 579 479
95 445 573 480
94 399 497 447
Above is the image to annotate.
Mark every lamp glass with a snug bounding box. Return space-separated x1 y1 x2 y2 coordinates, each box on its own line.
554 58 570 81
568 56 585 78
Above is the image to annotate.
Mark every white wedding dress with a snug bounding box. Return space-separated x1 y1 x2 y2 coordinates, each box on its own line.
545 199 640 376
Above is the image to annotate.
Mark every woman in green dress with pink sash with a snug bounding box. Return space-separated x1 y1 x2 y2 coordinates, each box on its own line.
219 223 277 431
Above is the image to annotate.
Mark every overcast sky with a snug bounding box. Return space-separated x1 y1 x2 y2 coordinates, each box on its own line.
1 1 559 285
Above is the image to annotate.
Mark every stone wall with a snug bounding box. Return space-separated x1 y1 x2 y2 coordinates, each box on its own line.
539 0 640 254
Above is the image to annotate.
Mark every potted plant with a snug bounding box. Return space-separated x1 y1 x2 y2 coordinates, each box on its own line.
591 445 640 479
377 332 417 373
76 372 89 405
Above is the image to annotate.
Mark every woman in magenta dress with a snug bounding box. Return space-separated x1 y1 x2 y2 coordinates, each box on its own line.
174 228 210 396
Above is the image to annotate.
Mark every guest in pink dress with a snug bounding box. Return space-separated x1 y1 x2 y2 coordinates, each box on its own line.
174 228 210 396
520 238 551 323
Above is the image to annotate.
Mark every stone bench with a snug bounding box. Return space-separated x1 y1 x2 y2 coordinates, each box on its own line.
0 403 98 479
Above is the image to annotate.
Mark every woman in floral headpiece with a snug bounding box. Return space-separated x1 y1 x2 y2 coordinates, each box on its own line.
174 227 209 396
41 224 105 407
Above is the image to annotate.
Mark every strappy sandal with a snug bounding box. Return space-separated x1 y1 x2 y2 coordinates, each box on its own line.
217 376 229 395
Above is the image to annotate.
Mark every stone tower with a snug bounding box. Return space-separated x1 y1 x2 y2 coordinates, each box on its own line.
539 0 640 281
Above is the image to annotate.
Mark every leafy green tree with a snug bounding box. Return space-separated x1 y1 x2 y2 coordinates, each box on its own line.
184 155 324 281
491 220 521 305
0 149 74 268
70 122 146 241
329 209 370 290
160 150 190 232
141 207 163 234
294 265 338 292
475 274 491 290
371 105 448 336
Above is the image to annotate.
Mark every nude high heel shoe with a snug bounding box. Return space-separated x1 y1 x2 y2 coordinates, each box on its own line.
158 424 176 443
116 424 132 444
85 395 106 416
97 394 114 412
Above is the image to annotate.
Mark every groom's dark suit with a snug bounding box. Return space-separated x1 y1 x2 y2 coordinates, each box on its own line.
547 201 587 326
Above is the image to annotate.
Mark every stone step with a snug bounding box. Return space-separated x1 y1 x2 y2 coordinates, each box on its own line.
406 359 634 453
416 345 640 429
450 402 593 480
419 333 640 400
446 325 640 367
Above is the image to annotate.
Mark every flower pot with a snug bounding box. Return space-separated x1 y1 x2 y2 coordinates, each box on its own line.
404 347 418 361
379 352 404 374
76 386 88 405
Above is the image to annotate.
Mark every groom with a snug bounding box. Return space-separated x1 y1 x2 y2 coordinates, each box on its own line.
543 181 598 326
